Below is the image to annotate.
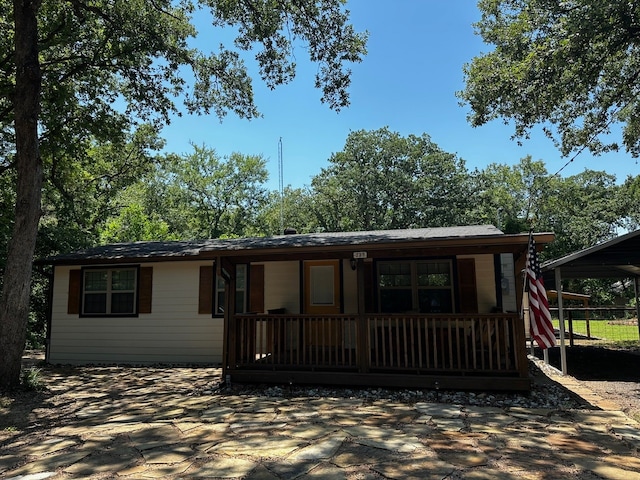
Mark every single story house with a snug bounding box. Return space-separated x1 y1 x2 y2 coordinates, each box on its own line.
44 225 553 391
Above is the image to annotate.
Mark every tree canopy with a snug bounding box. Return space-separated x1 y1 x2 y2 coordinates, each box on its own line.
310 128 475 231
459 0 640 157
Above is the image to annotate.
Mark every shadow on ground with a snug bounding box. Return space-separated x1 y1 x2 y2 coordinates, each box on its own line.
537 345 640 382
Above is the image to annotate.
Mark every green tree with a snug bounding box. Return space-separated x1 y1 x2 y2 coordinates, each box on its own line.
537 170 623 260
311 128 475 231
620 175 640 232
159 145 269 239
39 125 164 252
256 187 321 236
99 204 174 244
459 0 640 157
472 157 624 260
1 0 367 389
472 156 549 233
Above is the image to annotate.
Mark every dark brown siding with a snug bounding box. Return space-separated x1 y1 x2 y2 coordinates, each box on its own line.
138 267 153 314
457 258 478 313
67 269 81 315
198 265 214 314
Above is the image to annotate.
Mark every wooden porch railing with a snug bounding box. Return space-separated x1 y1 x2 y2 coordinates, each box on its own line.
232 313 527 377
234 315 359 369
367 314 523 374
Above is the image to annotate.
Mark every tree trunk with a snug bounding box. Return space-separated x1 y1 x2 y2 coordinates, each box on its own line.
0 0 42 390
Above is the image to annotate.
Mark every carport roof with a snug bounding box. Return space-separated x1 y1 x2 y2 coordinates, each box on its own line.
542 229 640 278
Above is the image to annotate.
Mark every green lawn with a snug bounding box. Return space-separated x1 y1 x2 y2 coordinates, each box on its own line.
552 319 639 342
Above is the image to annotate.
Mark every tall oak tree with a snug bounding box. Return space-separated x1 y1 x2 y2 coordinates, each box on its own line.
1 0 367 389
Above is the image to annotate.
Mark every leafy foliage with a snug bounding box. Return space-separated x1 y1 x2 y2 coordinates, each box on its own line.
256 187 321 236
460 0 640 157
103 145 269 241
536 169 624 259
471 156 549 232
162 145 269 239
310 128 476 231
20 366 43 391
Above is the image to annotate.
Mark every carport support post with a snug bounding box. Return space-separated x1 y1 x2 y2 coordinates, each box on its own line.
555 267 568 375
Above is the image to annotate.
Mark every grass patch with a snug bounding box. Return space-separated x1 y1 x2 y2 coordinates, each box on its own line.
552 319 639 342
20 367 44 391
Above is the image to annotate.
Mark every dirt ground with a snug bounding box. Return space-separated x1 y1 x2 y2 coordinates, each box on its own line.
536 343 640 422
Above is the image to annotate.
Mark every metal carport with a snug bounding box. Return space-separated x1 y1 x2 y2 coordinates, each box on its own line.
541 229 640 373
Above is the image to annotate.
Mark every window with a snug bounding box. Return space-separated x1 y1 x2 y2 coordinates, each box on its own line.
82 268 137 315
378 260 454 313
215 264 246 315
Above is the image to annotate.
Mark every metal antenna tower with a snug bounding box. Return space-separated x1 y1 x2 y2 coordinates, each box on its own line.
278 137 283 234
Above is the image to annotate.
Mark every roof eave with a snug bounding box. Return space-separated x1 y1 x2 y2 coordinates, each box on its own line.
42 231 554 266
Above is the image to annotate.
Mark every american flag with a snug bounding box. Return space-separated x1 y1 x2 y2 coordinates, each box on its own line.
526 234 556 349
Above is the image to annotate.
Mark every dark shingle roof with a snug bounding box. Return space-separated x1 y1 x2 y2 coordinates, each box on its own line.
43 225 511 264
542 228 640 278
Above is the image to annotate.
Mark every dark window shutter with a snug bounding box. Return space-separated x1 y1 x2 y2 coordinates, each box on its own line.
249 264 265 313
199 265 214 314
67 269 82 315
457 258 478 313
138 267 153 314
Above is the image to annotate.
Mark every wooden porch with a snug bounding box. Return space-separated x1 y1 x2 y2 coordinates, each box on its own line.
226 313 531 391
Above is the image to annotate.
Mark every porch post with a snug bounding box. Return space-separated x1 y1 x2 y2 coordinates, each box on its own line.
635 276 640 342
555 267 567 375
221 258 237 379
356 258 369 373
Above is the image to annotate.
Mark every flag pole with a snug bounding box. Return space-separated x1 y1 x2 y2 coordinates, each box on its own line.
527 229 557 364
522 234 535 358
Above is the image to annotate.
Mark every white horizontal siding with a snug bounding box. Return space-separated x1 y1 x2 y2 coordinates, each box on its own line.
49 262 223 365
263 261 300 314
458 254 497 313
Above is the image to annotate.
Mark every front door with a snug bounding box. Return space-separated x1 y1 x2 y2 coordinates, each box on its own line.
304 260 341 314
303 260 341 348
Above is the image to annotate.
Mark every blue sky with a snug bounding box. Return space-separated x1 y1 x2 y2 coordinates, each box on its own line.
160 1 639 191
